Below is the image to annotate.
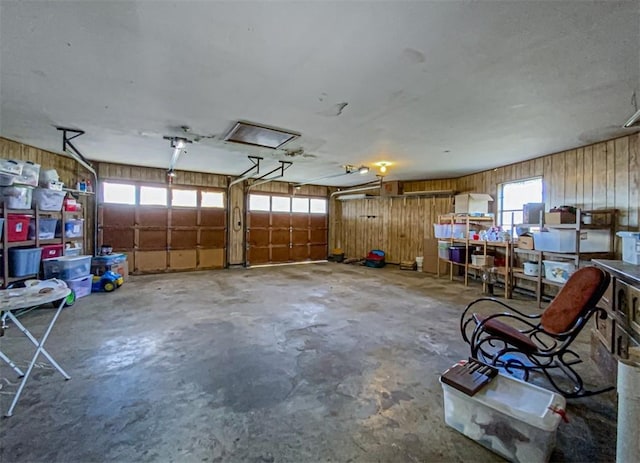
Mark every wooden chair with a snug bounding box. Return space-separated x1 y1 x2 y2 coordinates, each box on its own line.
460 266 613 398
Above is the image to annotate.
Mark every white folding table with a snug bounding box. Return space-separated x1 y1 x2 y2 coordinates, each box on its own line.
0 280 71 417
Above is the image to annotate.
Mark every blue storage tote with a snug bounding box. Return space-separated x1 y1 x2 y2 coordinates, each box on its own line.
9 247 42 277
56 219 84 238
43 255 91 280
65 274 93 299
28 217 59 239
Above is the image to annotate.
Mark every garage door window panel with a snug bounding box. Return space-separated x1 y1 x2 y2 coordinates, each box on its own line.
201 191 224 208
249 194 270 211
310 198 327 214
103 182 136 205
140 186 167 206
271 196 291 212
172 189 197 208
292 197 309 213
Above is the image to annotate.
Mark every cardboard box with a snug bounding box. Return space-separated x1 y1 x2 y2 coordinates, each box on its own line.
454 193 493 215
381 181 401 196
545 211 576 225
518 235 534 250
422 238 439 274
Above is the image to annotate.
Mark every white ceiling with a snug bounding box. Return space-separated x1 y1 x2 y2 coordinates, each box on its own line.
1 1 639 187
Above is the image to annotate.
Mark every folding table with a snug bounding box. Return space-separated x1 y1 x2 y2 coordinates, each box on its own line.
0 280 71 417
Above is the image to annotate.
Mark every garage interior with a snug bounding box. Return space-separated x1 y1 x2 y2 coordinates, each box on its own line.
0 1 639 462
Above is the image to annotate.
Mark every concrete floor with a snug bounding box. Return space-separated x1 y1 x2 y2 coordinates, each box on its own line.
0 263 616 462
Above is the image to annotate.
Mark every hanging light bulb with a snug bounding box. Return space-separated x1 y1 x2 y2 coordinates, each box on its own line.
358 165 370 174
379 163 387 173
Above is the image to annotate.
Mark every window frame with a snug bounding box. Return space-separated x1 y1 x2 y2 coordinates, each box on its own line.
497 176 543 233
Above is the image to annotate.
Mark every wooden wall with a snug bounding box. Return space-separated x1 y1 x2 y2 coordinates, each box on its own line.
335 195 453 263
332 133 640 261
455 133 640 234
0 137 91 187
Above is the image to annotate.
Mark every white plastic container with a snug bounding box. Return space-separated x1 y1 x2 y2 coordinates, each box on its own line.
434 224 466 239
617 232 640 265
1 186 33 209
415 256 424 271
471 255 494 266
65 274 93 299
33 188 66 211
543 260 575 283
438 240 450 259
523 261 540 276
532 229 610 253
440 372 566 463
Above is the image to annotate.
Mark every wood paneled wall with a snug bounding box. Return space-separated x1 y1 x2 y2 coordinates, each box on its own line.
335 196 453 263
96 162 228 187
0 137 92 187
332 133 640 261
455 133 640 232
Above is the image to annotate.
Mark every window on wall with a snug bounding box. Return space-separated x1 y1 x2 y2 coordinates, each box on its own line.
201 191 224 208
498 177 543 234
103 182 136 205
172 189 197 207
249 194 270 211
140 186 167 206
310 198 327 214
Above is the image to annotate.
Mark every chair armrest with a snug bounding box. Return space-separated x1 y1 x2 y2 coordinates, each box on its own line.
460 297 541 344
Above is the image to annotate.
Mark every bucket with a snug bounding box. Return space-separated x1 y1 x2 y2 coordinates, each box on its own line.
416 256 424 271
523 261 539 276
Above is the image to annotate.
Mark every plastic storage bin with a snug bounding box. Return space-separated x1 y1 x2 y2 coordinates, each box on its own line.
532 229 610 253
7 214 30 241
471 255 494 266
65 274 93 299
449 246 468 264
28 217 59 239
440 371 566 463
438 241 450 259
62 219 84 238
91 253 126 276
43 255 91 280
434 224 466 239
2 186 33 209
41 244 63 259
543 260 575 283
8 247 42 277
15 161 40 187
33 188 66 211
64 245 83 257
617 232 640 265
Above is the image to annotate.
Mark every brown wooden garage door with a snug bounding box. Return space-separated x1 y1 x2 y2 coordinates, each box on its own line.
248 194 328 265
99 181 226 273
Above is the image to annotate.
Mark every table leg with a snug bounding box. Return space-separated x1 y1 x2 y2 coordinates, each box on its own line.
0 350 25 377
5 299 70 417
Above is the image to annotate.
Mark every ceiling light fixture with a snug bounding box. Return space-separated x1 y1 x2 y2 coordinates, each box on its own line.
358 165 370 174
623 109 640 128
375 161 392 174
